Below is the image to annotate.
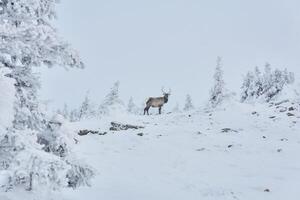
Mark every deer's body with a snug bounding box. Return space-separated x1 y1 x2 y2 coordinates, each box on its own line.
144 89 170 115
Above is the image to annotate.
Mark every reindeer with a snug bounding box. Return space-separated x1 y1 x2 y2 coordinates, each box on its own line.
144 88 171 115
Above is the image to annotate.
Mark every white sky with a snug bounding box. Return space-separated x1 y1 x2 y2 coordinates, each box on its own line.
39 0 300 110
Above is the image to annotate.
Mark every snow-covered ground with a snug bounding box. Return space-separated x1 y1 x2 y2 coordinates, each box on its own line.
1 99 300 200
36 100 299 200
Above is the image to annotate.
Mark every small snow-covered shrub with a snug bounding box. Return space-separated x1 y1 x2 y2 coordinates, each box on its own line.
0 115 94 192
241 64 295 102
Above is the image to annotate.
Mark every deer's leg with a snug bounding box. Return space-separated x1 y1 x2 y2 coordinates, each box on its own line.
158 106 162 114
144 106 150 115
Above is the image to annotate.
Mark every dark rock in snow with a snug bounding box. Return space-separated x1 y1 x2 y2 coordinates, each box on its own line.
287 113 295 117
269 116 276 119
277 149 283 152
288 107 295 111
262 136 267 139
279 107 287 112
275 99 289 106
264 189 270 192
221 128 238 133
227 145 233 148
137 133 144 136
196 148 206 151
110 122 145 131
78 130 107 136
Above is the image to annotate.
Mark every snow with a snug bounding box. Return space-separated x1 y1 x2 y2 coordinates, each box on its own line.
0 69 15 128
6 99 295 200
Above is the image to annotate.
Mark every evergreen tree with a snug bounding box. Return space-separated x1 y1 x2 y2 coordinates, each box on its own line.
61 104 70 120
241 71 255 101
78 92 96 120
209 56 226 108
0 0 93 191
241 64 295 102
183 94 194 111
99 81 124 115
127 97 138 114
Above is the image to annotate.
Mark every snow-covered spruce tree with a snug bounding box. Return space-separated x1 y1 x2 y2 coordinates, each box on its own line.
209 56 226 108
127 97 138 114
241 64 295 102
99 81 125 115
77 92 96 120
0 0 93 192
58 103 70 120
183 94 194 111
241 71 255 102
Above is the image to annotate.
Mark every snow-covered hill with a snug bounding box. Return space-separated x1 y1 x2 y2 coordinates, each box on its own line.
7 99 298 200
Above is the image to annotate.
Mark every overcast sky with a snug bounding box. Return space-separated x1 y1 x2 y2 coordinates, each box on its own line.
39 0 300 110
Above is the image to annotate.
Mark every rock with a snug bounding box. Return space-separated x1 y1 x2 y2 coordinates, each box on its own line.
279 107 287 112
277 149 282 152
289 107 295 111
110 122 144 131
287 113 295 117
73 138 79 144
221 128 238 133
196 148 206 151
78 129 107 136
78 130 92 136
98 132 108 135
269 116 276 119
274 99 289 106
227 145 233 148
280 138 288 141
262 136 267 139
252 111 258 115
137 133 143 136
264 189 270 192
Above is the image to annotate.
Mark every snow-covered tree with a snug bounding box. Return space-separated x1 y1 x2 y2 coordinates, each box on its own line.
0 0 93 192
241 64 295 102
0 0 83 130
127 97 138 114
241 71 255 102
209 56 226 108
183 94 194 111
78 92 96 120
60 104 70 120
99 81 125 115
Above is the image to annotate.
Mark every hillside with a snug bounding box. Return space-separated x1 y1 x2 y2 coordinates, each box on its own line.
4 99 298 200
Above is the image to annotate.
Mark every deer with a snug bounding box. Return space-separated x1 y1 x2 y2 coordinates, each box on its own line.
144 88 171 115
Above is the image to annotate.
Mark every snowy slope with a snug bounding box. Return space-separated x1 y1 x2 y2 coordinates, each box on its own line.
54 100 299 200
2 99 300 200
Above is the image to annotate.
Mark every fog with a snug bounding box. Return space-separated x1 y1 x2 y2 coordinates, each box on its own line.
39 0 300 109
